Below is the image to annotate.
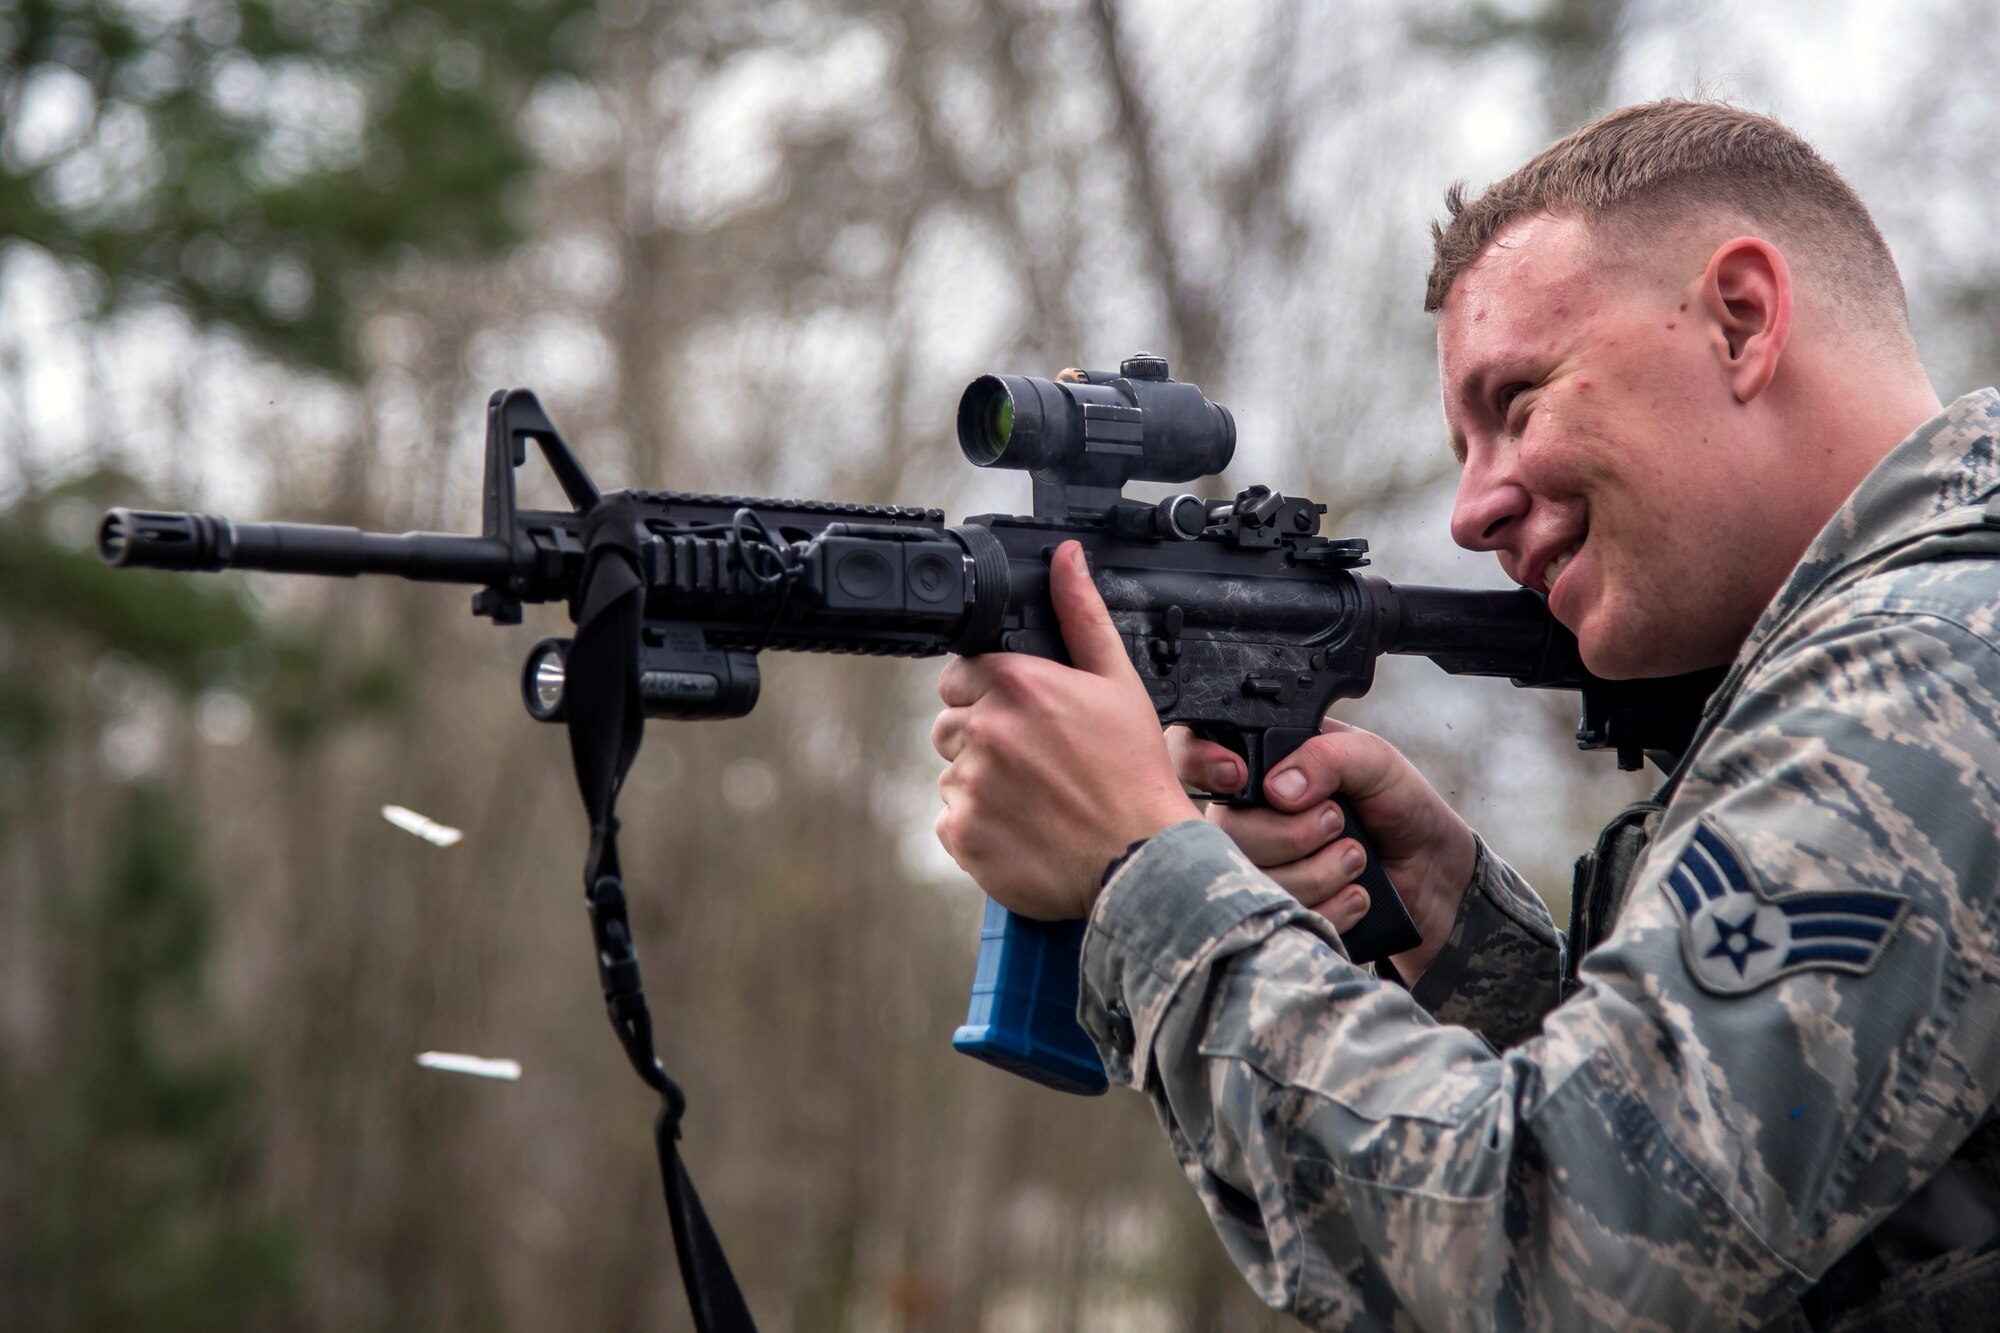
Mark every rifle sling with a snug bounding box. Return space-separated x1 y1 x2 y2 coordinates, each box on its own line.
566 494 759 1333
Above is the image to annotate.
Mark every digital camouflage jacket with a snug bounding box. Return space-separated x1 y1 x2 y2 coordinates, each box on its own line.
1079 390 2000 1331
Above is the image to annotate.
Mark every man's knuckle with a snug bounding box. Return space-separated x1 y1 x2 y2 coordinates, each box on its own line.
1319 839 1361 885
1297 734 1343 776
955 820 993 864
1007 663 1053 708
956 757 989 800
1209 806 1251 838
1291 816 1333 861
1273 866 1324 907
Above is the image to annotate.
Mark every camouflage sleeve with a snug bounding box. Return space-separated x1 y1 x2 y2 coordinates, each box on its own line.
1405 837 1565 1048
1079 588 2000 1332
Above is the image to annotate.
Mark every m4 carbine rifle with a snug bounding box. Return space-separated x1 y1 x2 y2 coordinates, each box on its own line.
100 353 1716 1093
99 356 1717 1321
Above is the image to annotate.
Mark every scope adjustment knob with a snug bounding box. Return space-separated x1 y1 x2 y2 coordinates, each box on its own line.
1120 353 1169 381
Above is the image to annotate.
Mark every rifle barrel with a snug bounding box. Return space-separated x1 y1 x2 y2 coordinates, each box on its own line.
98 509 516 584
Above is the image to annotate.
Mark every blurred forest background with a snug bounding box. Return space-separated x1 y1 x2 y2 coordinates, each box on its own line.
3 0 1997 1329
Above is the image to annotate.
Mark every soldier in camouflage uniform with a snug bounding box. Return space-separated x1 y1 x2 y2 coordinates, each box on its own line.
932 101 2000 1330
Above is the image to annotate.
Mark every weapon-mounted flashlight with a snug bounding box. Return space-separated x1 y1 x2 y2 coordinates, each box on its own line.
523 638 569 722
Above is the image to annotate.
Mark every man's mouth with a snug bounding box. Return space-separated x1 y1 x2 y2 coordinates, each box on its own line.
1543 542 1581 594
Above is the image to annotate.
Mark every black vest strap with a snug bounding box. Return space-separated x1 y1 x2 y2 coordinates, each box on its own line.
1748 1241 2000 1333
565 495 758 1333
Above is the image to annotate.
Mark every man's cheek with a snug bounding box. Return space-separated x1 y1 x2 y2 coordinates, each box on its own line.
1582 592 1660 679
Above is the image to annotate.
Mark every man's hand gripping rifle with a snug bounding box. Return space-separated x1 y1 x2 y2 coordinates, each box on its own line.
98 355 1720 1100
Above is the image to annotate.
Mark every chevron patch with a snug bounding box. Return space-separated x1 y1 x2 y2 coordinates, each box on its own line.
1660 820 1910 995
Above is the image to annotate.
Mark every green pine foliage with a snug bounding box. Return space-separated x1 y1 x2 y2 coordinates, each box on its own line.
0 484 262 694
0 0 595 372
2 5 591 1324
16 783 302 1332
0 477 297 1329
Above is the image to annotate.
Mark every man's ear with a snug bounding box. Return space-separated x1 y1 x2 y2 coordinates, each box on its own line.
1699 237 1792 403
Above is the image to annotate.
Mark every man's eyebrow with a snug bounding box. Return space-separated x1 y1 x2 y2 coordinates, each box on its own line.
1452 362 1496 414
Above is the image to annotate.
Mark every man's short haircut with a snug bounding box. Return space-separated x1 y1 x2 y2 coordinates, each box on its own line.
1424 100 1909 338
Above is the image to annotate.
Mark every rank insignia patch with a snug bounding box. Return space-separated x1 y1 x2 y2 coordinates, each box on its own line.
1660 821 1910 995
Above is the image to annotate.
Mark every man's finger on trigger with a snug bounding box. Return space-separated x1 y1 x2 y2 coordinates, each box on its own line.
1170 735 1244 791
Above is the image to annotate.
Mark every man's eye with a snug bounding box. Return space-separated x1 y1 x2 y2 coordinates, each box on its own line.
1497 382 1532 419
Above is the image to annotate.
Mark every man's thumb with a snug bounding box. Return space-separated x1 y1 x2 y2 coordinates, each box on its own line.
1050 541 1132 677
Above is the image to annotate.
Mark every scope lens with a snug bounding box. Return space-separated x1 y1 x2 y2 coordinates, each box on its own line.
957 376 1021 466
983 393 1013 459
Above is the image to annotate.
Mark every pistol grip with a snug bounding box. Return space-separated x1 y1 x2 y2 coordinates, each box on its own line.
1211 726 1422 966
1322 791 1423 962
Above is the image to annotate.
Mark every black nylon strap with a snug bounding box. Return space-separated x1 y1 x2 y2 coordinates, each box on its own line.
657 1108 757 1332
566 495 757 1333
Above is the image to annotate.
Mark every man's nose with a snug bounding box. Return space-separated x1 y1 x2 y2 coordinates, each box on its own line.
1449 462 1529 552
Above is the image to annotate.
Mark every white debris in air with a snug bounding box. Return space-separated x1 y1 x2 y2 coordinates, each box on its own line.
416 1051 522 1081
381 804 464 847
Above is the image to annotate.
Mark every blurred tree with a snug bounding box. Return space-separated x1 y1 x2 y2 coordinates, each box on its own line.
0 471 297 1330
1415 0 1629 132
0 0 592 374
9 782 300 1332
0 468 267 861
1 2 593 1326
